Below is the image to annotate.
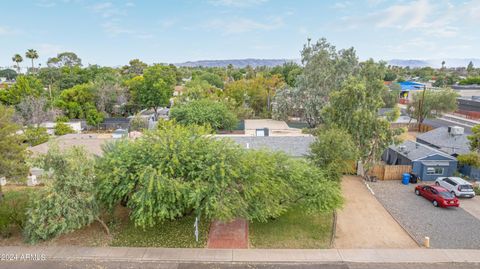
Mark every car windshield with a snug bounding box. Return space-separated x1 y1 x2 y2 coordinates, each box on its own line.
439 191 455 199
460 185 473 190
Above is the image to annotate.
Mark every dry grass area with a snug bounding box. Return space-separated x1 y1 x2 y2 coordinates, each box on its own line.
398 131 419 142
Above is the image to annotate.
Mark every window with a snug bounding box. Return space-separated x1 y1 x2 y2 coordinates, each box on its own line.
444 178 456 186
426 167 444 175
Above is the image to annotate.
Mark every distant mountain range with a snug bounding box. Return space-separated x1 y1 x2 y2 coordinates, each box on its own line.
175 58 300 68
174 58 480 68
387 58 480 68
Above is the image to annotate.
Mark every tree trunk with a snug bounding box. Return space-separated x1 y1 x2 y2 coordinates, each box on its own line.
96 217 110 236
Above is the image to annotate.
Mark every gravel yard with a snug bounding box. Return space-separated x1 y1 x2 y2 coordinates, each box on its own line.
369 180 480 249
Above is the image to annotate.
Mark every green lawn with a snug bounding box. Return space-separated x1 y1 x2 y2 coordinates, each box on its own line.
249 208 334 249
111 214 210 248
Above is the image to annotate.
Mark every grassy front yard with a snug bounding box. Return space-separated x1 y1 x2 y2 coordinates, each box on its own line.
111 213 209 248
249 208 334 249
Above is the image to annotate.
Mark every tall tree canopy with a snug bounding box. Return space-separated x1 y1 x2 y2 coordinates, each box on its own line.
96 121 342 229
322 60 400 175
0 75 44 106
170 99 238 130
47 52 82 68
407 88 459 124
275 38 359 127
127 64 177 116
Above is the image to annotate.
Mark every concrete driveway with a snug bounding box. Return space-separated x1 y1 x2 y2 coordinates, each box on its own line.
460 196 480 220
370 181 480 249
334 176 418 248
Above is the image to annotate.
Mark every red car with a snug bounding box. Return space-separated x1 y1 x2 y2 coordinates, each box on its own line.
415 185 459 208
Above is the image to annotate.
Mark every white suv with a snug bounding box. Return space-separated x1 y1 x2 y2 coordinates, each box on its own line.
435 177 475 198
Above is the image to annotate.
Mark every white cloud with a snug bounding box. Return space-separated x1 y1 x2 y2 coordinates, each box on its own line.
0 25 18 35
90 2 126 18
101 20 133 36
208 0 268 8
206 16 283 34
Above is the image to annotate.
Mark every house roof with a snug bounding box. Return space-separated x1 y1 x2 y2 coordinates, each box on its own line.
29 134 112 156
389 140 456 161
398 81 425 91
416 127 470 155
217 136 315 157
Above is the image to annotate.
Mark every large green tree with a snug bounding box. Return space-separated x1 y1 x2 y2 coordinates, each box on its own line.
127 64 176 116
406 88 459 124
96 121 342 230
47 52 82 68
0 75 44 106
277 38 358 127
170 99 238 130
54 83 96 119
322 61 400 176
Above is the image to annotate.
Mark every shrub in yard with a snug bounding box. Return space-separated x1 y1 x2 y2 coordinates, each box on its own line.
23 126 49 146
0 189 32 238
169 99 238 131
309 127 358 181
96 120 343 230
474 186 480 196
54 122 74 136
24 146 108 243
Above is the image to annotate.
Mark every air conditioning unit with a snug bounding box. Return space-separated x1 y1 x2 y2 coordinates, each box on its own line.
450 126 464 136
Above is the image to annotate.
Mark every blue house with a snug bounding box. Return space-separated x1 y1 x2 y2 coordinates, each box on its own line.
382 140 457 181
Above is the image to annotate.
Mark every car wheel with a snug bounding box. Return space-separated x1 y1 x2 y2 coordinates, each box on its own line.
433 200 439 207
435 182 440 186
415 189 420 196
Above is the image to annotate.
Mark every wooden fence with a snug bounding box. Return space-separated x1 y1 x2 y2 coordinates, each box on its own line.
368 165 412 180
391 123 434 132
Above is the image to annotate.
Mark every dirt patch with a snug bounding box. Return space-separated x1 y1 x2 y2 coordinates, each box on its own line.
334 176 418 249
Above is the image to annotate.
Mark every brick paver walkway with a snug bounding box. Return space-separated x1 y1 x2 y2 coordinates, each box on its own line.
207 219 248 249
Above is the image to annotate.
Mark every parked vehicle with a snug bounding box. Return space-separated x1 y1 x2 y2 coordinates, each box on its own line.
435 177 475 198
415 185 459 208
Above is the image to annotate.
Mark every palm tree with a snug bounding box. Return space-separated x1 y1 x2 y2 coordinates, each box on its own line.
12 54 23 74
25 49 39 73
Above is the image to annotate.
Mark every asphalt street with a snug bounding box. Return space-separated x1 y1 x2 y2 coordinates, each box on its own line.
2 261 480 269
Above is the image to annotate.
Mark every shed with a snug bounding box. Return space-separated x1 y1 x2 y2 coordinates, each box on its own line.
382 140 457 181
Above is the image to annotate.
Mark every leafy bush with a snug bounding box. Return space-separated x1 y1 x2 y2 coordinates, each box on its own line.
54 122 74 136
24 147 103 243
457 152 480 168
23 126 49 146
96 120 343 229
309 127 358 181
459 77 480 85
170 99 238 130
0 189 32 238
474 186 480 196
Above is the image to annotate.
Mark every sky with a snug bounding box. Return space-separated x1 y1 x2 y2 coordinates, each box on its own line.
1 0 479 68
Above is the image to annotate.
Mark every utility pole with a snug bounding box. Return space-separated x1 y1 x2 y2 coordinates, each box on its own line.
417 85 426 131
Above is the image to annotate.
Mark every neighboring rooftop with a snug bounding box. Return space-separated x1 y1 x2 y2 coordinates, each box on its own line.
243 119 310 137
416 126 470 156
389 140 456 161
217 136 315 157
29 133 113 156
